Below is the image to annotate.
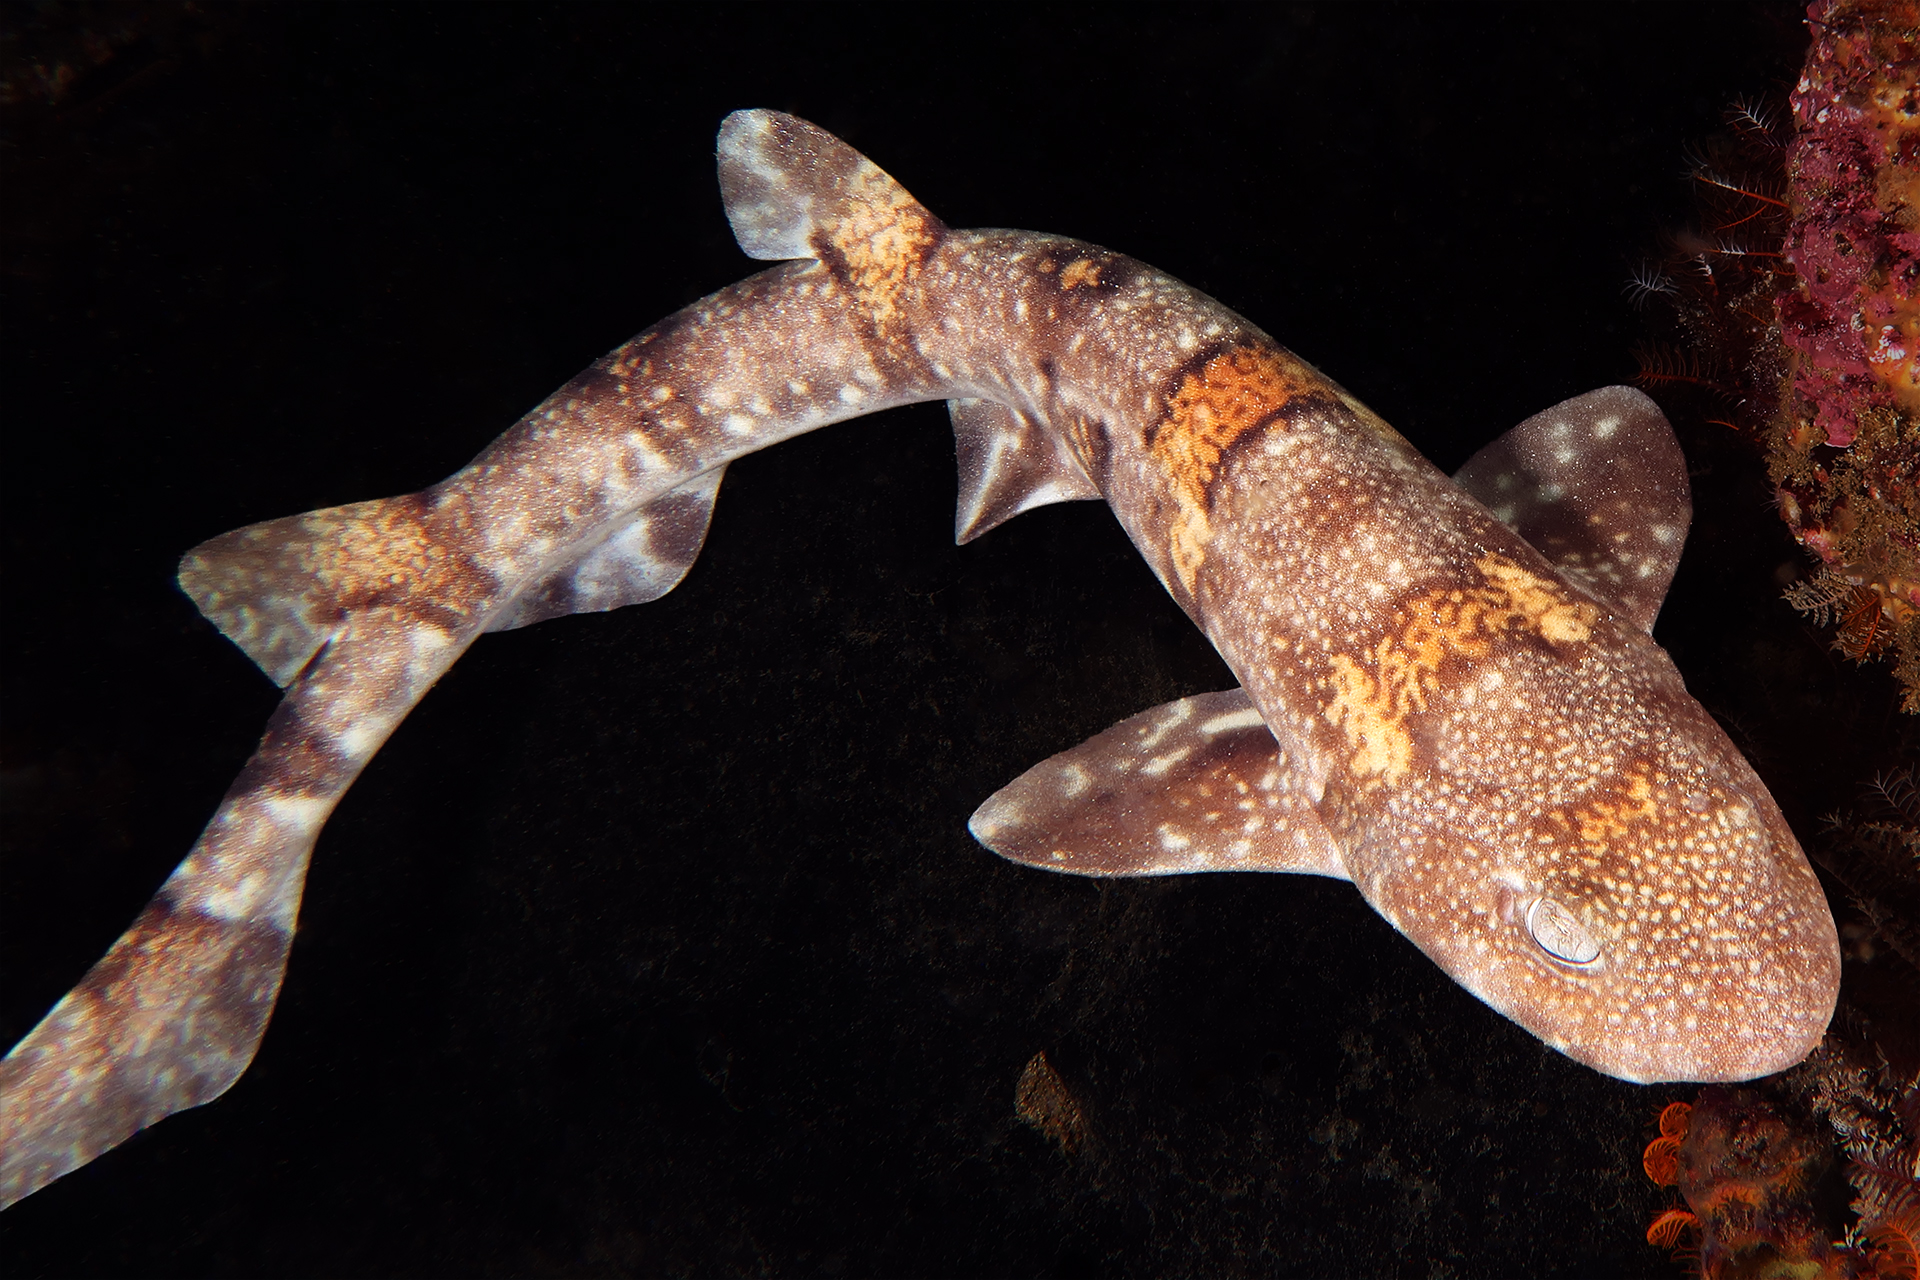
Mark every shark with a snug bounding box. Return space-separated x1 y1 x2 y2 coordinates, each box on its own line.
0 110 1840 1209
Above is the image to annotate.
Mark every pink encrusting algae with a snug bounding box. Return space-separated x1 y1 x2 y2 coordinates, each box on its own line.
1772 0 1920 709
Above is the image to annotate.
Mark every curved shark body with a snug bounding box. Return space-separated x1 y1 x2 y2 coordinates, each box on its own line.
0 111 1838 1208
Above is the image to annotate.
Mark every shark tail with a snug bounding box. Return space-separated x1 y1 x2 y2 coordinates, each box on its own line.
3 108 1115 1211
0 615 454 1211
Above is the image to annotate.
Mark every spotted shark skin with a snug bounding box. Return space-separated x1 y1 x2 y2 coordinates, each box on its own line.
0 110 1839 1209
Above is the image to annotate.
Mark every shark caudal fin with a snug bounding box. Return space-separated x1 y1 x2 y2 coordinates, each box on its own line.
0 861 301 1210
0 616 459 1211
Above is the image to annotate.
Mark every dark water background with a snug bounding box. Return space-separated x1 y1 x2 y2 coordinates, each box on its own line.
2 4 1911 1276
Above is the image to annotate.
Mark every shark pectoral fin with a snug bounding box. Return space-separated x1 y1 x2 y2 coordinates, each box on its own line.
1452 386 1691 634
950 398 1102 544
487 466 726 632
970 689 1349 880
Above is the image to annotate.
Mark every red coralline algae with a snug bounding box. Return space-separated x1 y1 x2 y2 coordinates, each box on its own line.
1772 0 1920 711
1781 0 1920 444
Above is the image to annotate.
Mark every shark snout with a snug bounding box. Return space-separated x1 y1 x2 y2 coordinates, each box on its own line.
1437 852 1839 1084
1546 868 1839 1084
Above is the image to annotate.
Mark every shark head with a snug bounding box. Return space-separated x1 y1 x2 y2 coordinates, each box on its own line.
1337 631 1841 1084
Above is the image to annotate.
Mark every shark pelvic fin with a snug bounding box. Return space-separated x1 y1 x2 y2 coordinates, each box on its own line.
950 399 1101 544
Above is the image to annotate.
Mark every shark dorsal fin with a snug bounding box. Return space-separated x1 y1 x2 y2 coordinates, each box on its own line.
718 112 1098 546
1452 386 1691 634
718 109 946 264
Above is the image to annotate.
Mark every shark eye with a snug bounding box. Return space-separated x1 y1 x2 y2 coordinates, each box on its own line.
1526 897 1601 966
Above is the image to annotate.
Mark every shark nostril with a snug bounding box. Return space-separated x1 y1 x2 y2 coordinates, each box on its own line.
1527 897 1602 965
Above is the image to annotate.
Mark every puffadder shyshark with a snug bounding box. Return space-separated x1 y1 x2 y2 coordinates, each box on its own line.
0 110 1839 1208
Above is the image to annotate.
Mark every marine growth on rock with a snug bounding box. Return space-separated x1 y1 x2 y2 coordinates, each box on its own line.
1772 0 1920 710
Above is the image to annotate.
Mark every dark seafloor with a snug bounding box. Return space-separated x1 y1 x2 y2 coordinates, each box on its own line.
1 4 1911 1277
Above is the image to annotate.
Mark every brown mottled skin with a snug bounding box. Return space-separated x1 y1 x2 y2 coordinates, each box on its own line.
0 110 1838 1210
